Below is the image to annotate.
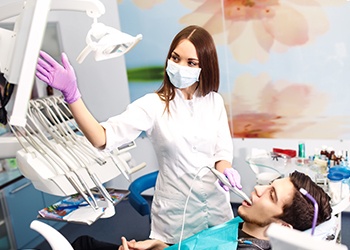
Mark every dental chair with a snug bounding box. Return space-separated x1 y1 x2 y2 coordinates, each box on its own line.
128 171 158 218
30 220 73 250
267 222 348 250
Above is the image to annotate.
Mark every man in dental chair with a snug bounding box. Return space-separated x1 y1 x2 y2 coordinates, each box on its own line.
73 171 332 250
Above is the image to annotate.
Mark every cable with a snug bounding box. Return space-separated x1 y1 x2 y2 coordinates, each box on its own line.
178 166 212 250
237 238 264 250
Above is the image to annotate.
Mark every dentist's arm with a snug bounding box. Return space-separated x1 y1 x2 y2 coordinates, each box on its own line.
36 50 106 149
68 99 106 148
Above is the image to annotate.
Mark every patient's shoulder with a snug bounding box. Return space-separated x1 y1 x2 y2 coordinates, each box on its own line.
238 228 271 250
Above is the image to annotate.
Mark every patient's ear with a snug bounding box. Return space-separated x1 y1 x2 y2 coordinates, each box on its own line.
270 218 293 229
276 221 293 229
264 220 293 237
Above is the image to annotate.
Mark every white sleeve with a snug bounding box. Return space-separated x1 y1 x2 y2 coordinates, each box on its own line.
100 93 157 152
213 94 233 164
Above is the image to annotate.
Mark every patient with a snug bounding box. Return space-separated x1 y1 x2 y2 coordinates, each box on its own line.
73 171 332 250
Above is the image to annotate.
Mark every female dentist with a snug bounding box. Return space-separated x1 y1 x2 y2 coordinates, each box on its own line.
36 25 242 245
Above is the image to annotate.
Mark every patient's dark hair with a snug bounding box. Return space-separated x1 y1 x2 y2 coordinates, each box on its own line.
276 171 332 231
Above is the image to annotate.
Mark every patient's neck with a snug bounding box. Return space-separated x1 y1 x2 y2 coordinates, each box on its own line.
242 222 269 240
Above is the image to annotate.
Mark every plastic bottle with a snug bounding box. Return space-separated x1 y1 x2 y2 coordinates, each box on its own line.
298 141 305 158
297 141 308 166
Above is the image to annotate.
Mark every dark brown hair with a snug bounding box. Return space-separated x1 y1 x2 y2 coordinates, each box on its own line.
156 25 219 113
276 171 332 231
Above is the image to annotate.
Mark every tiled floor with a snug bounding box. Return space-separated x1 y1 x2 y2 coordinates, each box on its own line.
35 197 350 250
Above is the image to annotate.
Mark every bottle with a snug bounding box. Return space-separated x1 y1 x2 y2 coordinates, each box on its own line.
297 141 308 166
298 141 305 158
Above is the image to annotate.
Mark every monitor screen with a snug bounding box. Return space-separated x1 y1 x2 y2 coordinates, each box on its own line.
0 0 51 127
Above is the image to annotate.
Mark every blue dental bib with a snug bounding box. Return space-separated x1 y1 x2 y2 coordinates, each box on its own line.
166 216 243 250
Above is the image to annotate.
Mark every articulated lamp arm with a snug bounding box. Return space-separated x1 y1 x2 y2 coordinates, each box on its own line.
0 0 105 22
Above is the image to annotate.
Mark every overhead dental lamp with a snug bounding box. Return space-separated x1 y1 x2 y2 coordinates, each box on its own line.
77 22 142 63
0 0 142 127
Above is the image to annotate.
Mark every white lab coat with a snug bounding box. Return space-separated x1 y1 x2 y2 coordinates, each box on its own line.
101 89 234 244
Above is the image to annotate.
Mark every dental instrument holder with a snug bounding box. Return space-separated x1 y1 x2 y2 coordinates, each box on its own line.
210 168 252 205
12 97 146 218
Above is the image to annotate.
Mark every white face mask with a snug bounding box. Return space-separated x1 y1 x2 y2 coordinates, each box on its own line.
166 59 201 89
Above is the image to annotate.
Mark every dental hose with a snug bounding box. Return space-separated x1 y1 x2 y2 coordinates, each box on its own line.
299 188 319 236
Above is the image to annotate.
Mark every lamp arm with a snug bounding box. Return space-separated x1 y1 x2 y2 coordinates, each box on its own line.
0 2 24 21
0 0 105 22
51 0 105 18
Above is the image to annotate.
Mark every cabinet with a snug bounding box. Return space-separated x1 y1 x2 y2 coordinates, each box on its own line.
0 176 66 249
3 178 44 249
0 194 12 250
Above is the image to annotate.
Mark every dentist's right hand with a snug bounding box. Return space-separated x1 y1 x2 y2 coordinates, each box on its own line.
36 50 81 104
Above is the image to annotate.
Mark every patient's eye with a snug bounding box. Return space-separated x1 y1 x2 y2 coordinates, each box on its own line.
269 187 277 202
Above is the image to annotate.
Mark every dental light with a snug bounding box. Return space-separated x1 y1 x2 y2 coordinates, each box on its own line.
77 22 142 63
0 0 142 127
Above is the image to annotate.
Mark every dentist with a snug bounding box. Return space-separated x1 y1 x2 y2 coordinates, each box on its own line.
36 25 242 245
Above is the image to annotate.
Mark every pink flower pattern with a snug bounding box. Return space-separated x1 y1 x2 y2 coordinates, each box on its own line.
179 0 346 63
223 73 350 138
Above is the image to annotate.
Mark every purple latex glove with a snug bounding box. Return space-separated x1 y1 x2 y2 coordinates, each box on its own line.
219 168 242 192
36 51 81 104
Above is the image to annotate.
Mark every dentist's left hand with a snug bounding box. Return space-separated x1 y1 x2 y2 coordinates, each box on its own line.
219 168 242 191
36 50 81 104
119 237 168 250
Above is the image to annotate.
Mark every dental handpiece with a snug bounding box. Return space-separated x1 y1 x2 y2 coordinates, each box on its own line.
210 168 253 205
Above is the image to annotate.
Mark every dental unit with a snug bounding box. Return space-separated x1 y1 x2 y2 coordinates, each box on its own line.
10 96 146 216
0 0 144 217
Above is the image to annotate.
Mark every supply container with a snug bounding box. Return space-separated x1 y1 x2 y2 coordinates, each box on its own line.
327 172 343 205
328 166 350 198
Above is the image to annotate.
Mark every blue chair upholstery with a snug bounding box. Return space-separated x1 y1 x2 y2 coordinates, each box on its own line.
128 171 158 216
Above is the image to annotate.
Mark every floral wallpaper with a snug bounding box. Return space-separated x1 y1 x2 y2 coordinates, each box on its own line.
118 0 350 139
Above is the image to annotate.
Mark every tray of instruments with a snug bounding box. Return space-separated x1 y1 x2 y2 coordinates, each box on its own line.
37 188 129 225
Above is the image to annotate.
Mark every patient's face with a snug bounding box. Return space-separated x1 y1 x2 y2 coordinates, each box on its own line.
237 177 295 227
